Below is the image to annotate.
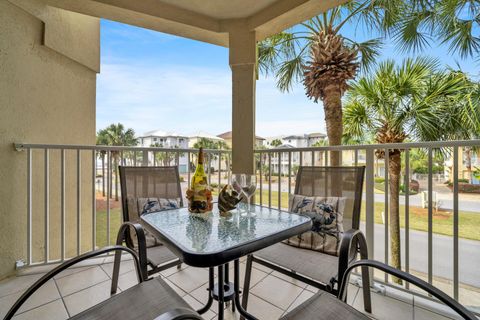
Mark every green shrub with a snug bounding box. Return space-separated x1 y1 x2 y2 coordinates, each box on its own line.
374 177 385 183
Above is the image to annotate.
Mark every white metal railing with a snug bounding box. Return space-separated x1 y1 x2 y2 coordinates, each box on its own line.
14 143 231 268
13 140 480 307
254 139 480 305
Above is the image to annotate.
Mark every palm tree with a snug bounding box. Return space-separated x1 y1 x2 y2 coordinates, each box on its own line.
96 130 110 197
257 0 401 165
343 57 469 281
390 0 480 61
97 123 137 201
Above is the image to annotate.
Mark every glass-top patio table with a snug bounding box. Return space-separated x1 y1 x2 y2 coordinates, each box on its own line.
141 205 312 320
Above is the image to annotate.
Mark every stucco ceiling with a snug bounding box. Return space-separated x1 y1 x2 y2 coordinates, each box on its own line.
158 0 279 19
10 0 348 47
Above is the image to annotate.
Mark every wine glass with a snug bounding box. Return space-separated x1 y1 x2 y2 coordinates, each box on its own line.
241 174 257 214
231 174 257 215
231 174 245 212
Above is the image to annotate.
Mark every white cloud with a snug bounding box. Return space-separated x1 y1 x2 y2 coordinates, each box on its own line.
96 61 327 137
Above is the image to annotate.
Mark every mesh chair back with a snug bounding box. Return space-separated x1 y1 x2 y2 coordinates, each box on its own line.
294 166 365 231
119 166 184 223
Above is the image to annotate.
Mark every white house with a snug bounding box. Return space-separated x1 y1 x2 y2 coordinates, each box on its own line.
265 133 327 173
137 130 189 173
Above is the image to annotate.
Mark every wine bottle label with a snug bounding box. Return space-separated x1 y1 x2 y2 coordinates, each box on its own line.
193 181 208 201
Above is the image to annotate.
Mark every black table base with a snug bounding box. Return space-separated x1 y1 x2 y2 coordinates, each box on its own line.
196 260 258 320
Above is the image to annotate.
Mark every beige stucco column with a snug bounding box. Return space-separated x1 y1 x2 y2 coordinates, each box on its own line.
229 25 256 174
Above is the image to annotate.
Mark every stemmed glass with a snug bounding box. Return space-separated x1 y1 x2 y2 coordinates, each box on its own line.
231 174 257 215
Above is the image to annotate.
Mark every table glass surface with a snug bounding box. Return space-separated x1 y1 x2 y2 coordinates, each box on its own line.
141 205 310 255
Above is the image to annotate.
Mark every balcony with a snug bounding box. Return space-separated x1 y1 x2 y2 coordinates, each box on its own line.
1 141 478 319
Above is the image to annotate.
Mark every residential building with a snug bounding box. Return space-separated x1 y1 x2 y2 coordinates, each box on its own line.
267 133 327 173
217 131 265 148
445 147 480 184
137 130 189 148
188 131 225 148
137 130 189 173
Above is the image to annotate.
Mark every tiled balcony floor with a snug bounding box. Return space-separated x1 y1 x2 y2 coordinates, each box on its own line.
0 255 471 320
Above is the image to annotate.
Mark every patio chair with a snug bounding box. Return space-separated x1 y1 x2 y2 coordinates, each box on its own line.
242 166 372 312
4 244 203 320
111 166 183 294
281 259 477 320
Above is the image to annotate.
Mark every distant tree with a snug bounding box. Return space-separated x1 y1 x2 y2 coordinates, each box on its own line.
96 130 109 197
96 123 137 201
270 139 283 147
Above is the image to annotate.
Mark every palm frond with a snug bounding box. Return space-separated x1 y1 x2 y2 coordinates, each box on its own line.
276 55 305 92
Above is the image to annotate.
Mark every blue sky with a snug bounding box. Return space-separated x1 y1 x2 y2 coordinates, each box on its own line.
96 18 478 138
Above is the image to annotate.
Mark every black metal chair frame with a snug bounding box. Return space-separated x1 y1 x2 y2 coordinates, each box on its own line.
338 260 477 320
4 245 203 320
111 166 183 294
242 166 372 313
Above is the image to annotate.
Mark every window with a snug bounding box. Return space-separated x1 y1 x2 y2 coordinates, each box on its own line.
153 137 158 142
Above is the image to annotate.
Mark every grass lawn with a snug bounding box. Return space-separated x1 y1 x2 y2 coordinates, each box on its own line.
95 207 122 248
254 189 480 241
94 189 480 248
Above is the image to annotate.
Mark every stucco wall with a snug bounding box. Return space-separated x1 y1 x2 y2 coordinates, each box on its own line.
0 0 99 279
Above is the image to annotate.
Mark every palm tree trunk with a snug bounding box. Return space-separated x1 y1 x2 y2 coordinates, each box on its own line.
114 156 119 202
389 151 402 283
322 84 343 166
101 154 105 197
465 148 473 183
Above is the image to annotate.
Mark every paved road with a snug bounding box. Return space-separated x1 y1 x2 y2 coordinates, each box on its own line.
265 183 480 213
361 223 480 288
372 193 480 213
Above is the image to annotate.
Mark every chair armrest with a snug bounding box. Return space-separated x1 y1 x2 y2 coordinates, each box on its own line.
337 229 368 283
338 260 477 320
153 308 205 320
115 222 148 280
4 246 143 320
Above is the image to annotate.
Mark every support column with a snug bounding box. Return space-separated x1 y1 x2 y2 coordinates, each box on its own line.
229 26 256 174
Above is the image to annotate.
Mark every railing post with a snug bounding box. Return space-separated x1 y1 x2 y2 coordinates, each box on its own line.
142 150 148 166
365 148 375 276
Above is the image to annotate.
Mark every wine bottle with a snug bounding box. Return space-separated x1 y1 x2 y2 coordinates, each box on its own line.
190 147 209 212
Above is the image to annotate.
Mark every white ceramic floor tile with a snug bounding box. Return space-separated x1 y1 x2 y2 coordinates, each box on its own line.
18 280 61 313
250 275 303 309
103 253 132 264
251 262 274 274
159 264 188 278
164 278 188 297
305 285 320 293
241 293 284 320
271 271 308 289
0 280 61 318
414 296 463 320
190 283 212 305
53 266 96 280
354 290 414 319
414 306 455 320
0 274 43 298
55 266 109 297
12 299 68 320
117 270 141 291
182 294 216 320
229 262 269 290
284 289 316 314
100 260 136 277
346 284 360 305
63 280 113 316
168 267 210 293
